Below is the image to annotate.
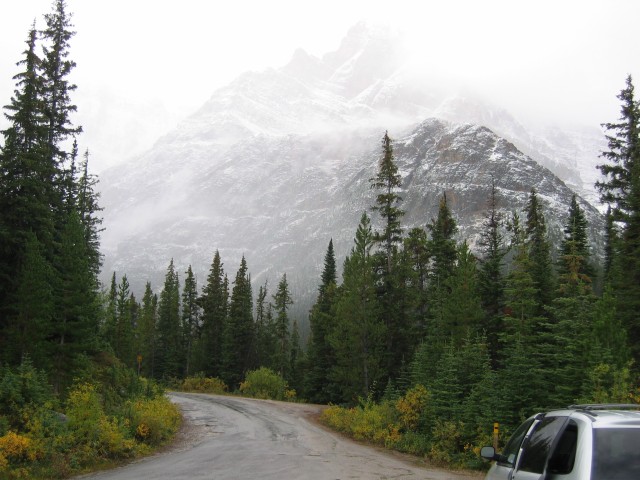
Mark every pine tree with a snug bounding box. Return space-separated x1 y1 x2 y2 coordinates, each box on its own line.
439 242 484 345
40 0 82 172
330 213 385 401
596 75 640 362
558 195 593 282
156 259 182 379
76 149 103 278
403 227 430 325
137 282 158 378
477 180 507 364
597 75 640 223
51 212 99 390
114 274 134 366
306 240 340 403
221 256 253 388
4 233 54 368
501 214 549 410
421 193 459 369
370 131 404 273
369 131 410 382
496 334 542 428
182 265 200 376
272 273 293 378
427 193 458 288
545 227 599 406
525 188 555 312
503 216 539 340
0 24 54 342
198 250 227 377
254 281 276 370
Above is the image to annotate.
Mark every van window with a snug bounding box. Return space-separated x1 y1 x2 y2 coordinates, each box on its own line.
518 416 566 474
547 421 578 474
592 428 640 480
498 418 535 466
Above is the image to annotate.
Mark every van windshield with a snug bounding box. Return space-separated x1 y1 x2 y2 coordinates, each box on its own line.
592 428 640 480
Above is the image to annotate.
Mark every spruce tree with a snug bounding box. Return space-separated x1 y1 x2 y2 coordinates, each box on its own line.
544 222 599 406
427 193 458 287
40 0 82 173
272 273 293 378
156 259 182 379
114 274 134 366
369 131 409 382
138 282 158 378
597 75 640 223
558 195 593 283
330 213 385 401
439 242 484 345
596 75 640 362
370 131 404 273
254 281 277 370
525 188 555 312
221 256 254 388
4 233 54 368
0 24 54 343
477 180 507 364
421 193 459 370
403 227 430 323
306 240 340 403
76 149 103 278
198 250 227 376
182 265 200 376
46 210 99 390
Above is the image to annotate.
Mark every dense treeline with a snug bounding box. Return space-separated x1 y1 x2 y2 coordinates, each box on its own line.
0 0 102 391
0 3 179 478
2 0 640 475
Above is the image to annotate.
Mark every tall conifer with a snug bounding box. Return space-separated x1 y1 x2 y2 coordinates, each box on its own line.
156 260 182 379
222 256 253 388
306 240 340 403
198 250 227 376
330 213 384 401
596 75 640 361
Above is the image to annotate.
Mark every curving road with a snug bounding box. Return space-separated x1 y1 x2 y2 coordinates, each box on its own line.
79 392 482 480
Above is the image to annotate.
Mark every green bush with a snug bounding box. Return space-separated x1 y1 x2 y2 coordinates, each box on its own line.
239 367 294 400
0 359 54 431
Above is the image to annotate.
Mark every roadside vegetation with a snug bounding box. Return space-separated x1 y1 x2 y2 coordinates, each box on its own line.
2 0 640 477
0 355 180 479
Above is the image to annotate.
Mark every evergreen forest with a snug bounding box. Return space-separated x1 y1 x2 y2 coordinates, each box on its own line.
1 0 640 474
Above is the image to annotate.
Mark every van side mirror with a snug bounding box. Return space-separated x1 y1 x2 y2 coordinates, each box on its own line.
481 446 497 460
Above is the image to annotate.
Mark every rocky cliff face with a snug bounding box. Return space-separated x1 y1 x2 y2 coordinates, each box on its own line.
98 23 605 317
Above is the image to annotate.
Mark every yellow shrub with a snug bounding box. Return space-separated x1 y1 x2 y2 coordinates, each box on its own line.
320 402 399 446
128 397 181 446
0 431 37 468
181 375 228 394
395 385 429 431
66 383 139 460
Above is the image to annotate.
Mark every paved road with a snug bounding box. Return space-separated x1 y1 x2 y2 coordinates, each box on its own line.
79 392 482 480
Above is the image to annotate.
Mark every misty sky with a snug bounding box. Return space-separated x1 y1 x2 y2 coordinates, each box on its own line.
1 0 639 172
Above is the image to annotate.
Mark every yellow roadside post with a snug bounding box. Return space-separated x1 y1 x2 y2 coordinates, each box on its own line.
493 422 499 450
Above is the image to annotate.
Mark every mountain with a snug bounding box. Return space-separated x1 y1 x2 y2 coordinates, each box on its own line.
98 23 606 320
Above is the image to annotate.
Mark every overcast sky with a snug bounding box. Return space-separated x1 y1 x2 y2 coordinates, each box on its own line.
1 0 639 172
